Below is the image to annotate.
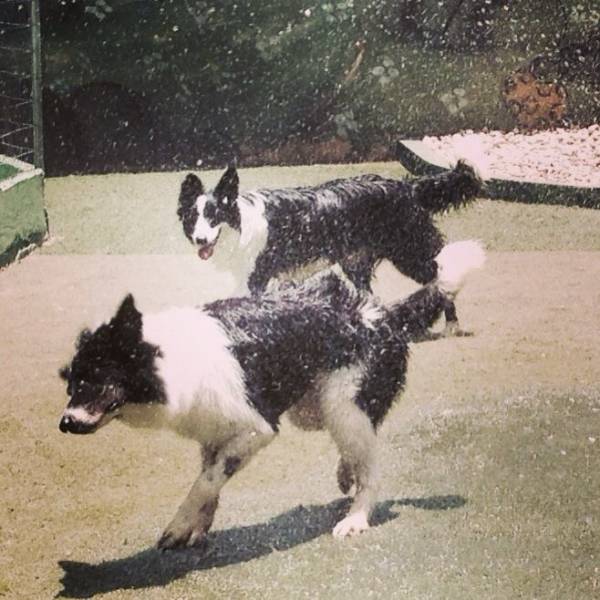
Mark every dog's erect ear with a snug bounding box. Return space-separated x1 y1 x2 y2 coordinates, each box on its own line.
58 365 71 381
76 328 92 350
214 164 239 204
178 173 204 217
181 173 204 198
110 294 142 342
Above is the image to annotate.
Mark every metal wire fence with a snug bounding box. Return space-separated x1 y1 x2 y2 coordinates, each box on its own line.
0 0 42 169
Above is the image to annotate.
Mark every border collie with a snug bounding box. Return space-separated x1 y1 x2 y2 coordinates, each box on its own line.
58 241 484 549
177 161 483 336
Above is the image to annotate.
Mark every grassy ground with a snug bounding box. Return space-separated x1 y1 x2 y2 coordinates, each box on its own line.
42 163 600 254
1 163 599 599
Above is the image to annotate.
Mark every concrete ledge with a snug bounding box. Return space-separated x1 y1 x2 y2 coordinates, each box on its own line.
396 139 600 209
0 155 46 268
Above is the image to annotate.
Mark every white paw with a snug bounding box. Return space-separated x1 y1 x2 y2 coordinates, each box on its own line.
332 511 370 538
157 507 209 551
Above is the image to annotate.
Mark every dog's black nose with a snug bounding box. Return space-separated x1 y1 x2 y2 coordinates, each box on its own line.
59 415 96 434
194 237 207 246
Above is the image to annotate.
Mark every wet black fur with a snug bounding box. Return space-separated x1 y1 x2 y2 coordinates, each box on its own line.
177 161 482 297
60 295 166 421
178 163 480 333
224 456 242 477
205 272 447 429
59 273 447 436
177 174 201 241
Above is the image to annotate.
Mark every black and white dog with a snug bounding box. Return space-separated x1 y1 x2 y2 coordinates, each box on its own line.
177 161 483 336
58 240 484 549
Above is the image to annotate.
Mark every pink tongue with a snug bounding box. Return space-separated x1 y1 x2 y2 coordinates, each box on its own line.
198 245 214 260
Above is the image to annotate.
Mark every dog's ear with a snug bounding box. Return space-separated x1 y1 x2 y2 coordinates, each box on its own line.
58 365 71 381
178 173 203 218
214 164 239 205
110 294 142 343
76 328 92 350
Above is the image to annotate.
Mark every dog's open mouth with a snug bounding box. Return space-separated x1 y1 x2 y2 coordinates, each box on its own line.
197 236 219 260
198 244 215 260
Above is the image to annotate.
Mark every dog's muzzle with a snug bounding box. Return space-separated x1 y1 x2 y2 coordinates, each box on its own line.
59 415 97 434
194 232 220 260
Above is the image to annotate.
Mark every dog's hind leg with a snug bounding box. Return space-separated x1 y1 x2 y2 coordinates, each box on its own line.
336 458 355 495
388 248 474 339
287 384 325 431
157 428 275 550
339 252 377 292
441 295 472 337
318 366 379 537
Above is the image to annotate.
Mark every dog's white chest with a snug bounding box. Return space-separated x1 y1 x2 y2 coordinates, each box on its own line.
210 228 253 295
211 195 269 295
141 309 272 441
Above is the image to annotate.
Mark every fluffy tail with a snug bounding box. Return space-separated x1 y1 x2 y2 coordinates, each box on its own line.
445 133 492 181
411 160 484 214
385 240 486 340
435 240 486 296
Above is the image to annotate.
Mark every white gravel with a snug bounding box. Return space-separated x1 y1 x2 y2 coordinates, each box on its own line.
422 126 600 188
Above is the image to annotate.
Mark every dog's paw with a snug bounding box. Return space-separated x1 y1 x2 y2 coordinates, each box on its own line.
448 328 473 337
412 328 443 343
332 511 369 538
157 517 206 551
442 322 473 338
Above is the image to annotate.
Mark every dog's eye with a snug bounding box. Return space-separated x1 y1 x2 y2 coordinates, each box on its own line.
107 400 120 412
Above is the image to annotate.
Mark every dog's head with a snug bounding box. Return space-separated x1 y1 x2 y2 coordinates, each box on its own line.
58 294 161 434
177 164 241 260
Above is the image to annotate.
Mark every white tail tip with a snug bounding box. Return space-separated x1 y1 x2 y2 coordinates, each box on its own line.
449 134 492 181
436 240 486 294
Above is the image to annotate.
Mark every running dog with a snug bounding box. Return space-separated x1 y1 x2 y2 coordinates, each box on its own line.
58 240 484 549
177 161 483 336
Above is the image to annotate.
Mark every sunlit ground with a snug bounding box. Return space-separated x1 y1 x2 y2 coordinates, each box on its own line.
1 163 599 598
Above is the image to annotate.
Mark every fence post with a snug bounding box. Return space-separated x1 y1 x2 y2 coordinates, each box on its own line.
31 0 44 171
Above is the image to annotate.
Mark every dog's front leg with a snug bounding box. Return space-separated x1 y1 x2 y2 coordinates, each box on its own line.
157 429 275 551
247 254 274 295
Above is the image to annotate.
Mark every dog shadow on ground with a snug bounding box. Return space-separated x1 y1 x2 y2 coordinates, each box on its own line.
57 494 466 598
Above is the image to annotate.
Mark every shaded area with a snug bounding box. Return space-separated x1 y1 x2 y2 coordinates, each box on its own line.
57 495 466 598
34 1 600 175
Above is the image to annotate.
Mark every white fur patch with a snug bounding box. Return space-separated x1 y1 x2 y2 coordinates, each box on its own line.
435 240 486 295
192 195 220 243
142 308 272 442
359 299 384 329
62 406 101 424
315 189 342 209
238 193 268 249
207 193 269 296
317 365 379 538
317 365 377 470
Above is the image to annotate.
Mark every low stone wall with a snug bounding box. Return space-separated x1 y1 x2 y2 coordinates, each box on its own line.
0 156 46 268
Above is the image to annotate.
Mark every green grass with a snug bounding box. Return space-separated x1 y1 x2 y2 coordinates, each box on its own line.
42 163 600 255
0 162 20 182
